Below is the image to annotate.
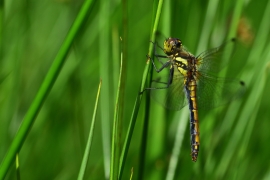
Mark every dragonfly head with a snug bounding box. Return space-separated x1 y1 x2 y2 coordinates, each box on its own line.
163 37 182 55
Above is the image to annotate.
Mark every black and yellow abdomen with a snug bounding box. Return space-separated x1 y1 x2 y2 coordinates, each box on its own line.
185 79 200 162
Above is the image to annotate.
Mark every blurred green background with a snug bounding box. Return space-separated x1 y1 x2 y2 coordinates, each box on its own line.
0 0 270 179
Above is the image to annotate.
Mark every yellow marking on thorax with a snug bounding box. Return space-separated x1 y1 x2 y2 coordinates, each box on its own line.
175 56 188 76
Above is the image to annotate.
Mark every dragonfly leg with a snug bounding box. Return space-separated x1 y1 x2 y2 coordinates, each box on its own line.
146 53 170 73
141 65 174 94
152 41 168 66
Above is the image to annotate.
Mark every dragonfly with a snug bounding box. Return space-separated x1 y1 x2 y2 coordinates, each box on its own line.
144 37 245 162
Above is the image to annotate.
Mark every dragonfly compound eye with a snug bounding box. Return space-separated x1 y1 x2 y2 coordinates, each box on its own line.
163 38 182 55
174 39 182 48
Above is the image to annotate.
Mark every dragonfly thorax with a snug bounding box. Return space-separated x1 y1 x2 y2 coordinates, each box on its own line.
173 52 198 79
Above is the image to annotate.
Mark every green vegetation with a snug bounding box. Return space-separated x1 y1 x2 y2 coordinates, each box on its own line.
0 0 270 179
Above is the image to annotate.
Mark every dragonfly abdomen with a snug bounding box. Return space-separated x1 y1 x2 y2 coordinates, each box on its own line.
185 79 200 162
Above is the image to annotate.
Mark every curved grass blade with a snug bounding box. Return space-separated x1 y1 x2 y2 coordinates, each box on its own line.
0 0 96 178
77 80 102 180
110 40 123 180
166 107 189 180
118 0 164 179
195 0 220 54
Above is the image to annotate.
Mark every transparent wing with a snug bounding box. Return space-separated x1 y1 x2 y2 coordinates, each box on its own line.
150 65 188 111
196 38 236 73
195 39 245 110
197 71 245 110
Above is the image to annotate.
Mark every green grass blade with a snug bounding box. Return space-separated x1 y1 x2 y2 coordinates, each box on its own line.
136 1 161 175
110 44 123 180
227 0 245 39
0 0 96 178
16 154 20 180
99 1 111 178
195 0 220 54
146 0 164 77
137 90 151 179
77 80 102 180
166 107 189 180
244 0 270 69
118 1 164 179
130 167 134 180
118 95 139 179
